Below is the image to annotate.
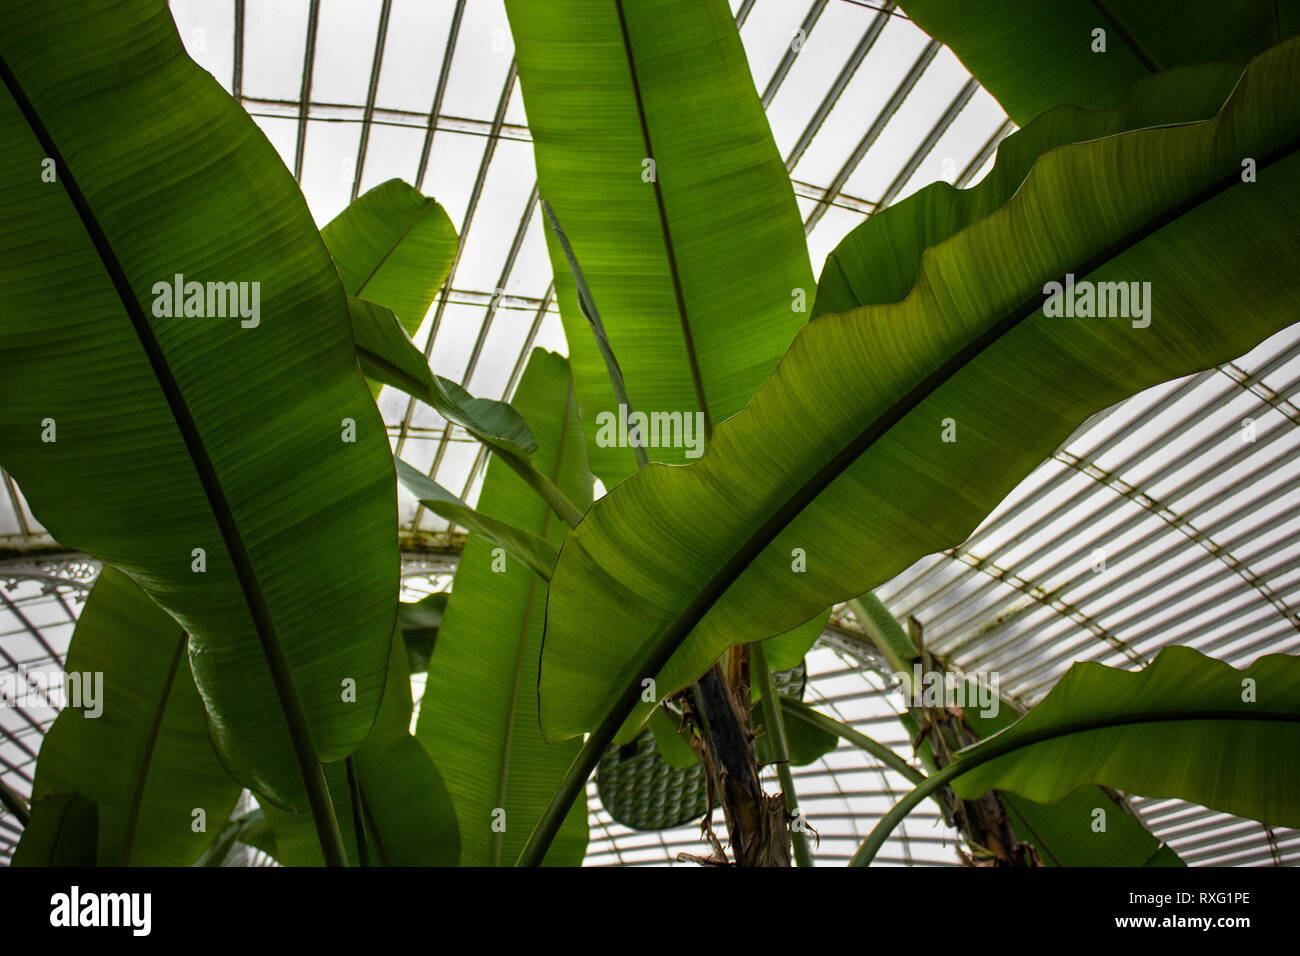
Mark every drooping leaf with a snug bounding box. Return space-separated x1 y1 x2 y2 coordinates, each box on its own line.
415 350 591 866
538 38 1300 744
396 458 557 580
759 610 830 673
13 793 98 866
25 568 241 865
506 0 814 485
958 693 1186 867
257 632 460 866
814 60 1248 319
899 0 1292 124
351 296 537 456
321 178 457 338
0 0 395 809
951 647 1300 828
850 647 1299 865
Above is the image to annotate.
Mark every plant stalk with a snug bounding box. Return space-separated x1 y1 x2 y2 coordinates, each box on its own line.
752 642 812 867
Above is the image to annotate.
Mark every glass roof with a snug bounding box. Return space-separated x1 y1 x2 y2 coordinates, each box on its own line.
1 0 1296 867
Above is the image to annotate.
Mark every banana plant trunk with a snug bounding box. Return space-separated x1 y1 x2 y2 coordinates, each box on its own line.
907 620 1041 867
690 650 792 866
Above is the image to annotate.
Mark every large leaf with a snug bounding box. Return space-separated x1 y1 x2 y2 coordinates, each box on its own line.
855 591 1181 865
0 0 396 808
850 647 1300 865
257 631 461 866
415 349 591 866
24 568 241 865
538 38 1300 744
321 179 457 338
951 647 1300 827
506 0 814 485
899 0 1292 124
813 61 1249 319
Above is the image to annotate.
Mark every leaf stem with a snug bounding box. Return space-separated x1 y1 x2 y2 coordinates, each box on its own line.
752 643 812 867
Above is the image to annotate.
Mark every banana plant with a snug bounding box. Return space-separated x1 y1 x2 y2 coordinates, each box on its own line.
518 29 1300 863
2 0 1298 872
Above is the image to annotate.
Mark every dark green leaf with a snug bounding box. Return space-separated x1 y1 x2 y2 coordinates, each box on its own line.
0 0 396 809
13 793 98 866
899 0 1289 123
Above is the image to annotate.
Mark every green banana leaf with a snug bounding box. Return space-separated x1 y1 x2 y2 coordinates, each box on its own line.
12 793 98 867
759 609 830 673
957 708 1184 867
854 591 1182 865
415 349 591 866
951 647 1300 827
22 568 241 865
537 38 1300 746
0 0 395 809
813 61 1248 319
321 179 457 338
505 0 814 485
851 647 1300 864
899 0 1292 124
349 296 537 457
256 631 461 866
395 458 557 580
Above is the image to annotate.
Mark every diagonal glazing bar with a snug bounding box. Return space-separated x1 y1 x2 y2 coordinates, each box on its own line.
804 39 939 232
292 0 321 183
394 61 518 459
351 0 394 201
416 0 467 191
785 1 895 171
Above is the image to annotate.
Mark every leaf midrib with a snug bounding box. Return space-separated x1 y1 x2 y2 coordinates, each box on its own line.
613 0 712 436
118 627 187 865
568 132 1300 789
353 198 442 303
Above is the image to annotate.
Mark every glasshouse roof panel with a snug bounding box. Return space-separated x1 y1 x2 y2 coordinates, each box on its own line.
0 0 1297 876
